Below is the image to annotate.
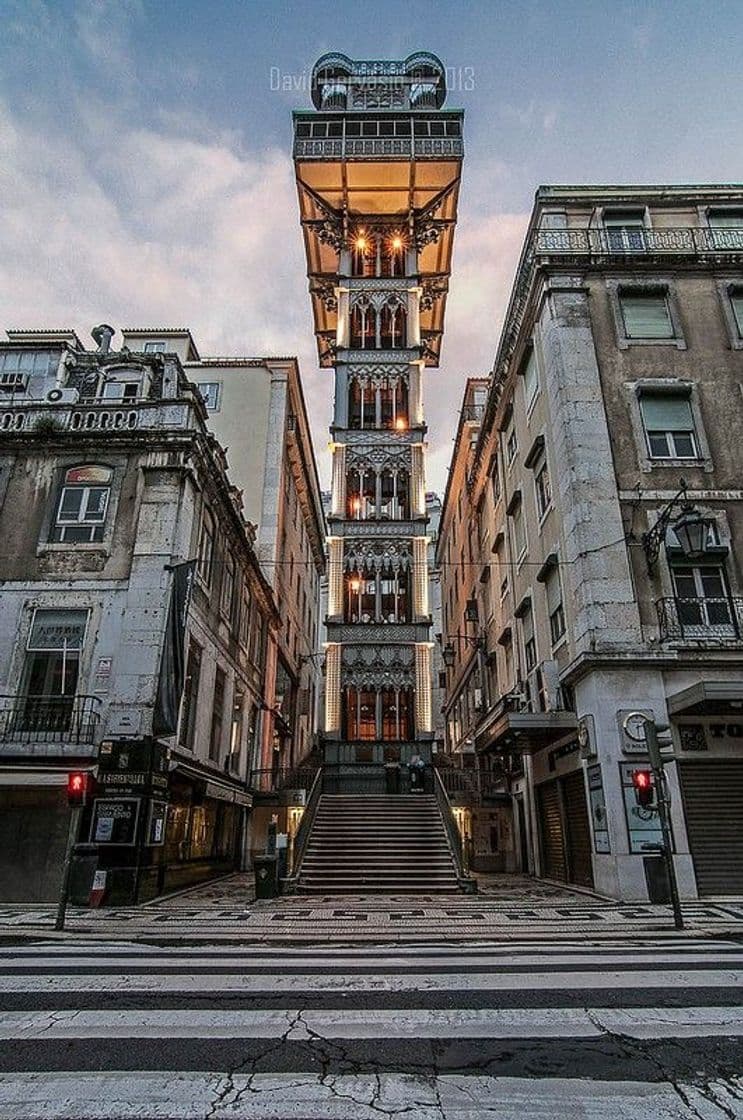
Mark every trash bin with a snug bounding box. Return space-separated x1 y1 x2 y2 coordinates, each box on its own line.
253 855 278 899
68 844 99 907
385 763 400 794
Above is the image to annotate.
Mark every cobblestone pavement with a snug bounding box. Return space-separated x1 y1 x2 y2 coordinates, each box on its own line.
2 873 743 943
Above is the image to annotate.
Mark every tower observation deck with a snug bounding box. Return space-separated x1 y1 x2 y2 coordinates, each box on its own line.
293 52 463 774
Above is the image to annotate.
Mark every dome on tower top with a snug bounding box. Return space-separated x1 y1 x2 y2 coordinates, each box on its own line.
310 52 447 111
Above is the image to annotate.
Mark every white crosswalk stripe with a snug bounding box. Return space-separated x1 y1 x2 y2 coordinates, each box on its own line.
0 937 741 1118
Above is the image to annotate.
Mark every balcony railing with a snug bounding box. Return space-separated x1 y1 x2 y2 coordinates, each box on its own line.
535 226 743 257
249 766 319 794
0 694 101 744
657 597 743 642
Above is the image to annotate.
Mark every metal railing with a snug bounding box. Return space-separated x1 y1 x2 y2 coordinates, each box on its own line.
0 694 101 744
321 762 433 796
535 226 743 256
248 766 319 794
287 768 323 881
432 767 474 886
435 767 505 802
657 597 743 642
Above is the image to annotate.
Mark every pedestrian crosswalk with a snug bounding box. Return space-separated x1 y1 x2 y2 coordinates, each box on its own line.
0 937 741 1118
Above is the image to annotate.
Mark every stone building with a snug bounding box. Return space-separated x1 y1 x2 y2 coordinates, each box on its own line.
439 186 743 900
118 332 327 779
292 52 463 774
0 326 279 902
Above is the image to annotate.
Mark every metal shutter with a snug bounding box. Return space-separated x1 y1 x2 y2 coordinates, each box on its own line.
537 781 567 882
563 771 595 889
679 761 743 896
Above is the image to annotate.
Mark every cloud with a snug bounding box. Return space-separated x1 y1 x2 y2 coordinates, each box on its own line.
499 99 561 135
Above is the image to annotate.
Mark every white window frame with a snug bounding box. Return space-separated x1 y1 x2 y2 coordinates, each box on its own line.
52 466 112 544
639 391 698 460
715 280 743 350
197 508 216 589
197 382 222 412
534 458 552 521
628 380 712 473
506 427 518 466
143 341 167 353
520 346 540 414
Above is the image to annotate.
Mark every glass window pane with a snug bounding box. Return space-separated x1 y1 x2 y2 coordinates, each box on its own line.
84 488 109 521
708 209 743 228
670 431 696 458
648 432 671 457
731 291 743 336
672 569 697 598
700 569 726 598
29 609 89 651
58 488 83 520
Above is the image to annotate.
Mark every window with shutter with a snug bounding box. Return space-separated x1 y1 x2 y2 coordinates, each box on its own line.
522 348 539 408
619 291 674 339
639 393 698 459
545 567 566 645
731 289 743 337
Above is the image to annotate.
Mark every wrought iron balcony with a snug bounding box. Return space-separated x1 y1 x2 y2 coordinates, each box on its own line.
248 766 319 795
0 694 101 744
534 226 743 257
656 597 743 643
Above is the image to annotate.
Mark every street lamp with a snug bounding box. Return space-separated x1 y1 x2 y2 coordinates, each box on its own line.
641 479 713 574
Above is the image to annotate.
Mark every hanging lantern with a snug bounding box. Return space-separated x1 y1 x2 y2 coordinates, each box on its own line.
672 505 712 559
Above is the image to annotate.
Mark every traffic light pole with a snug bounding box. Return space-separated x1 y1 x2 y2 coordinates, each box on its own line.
55 805 82 932
644 721 684 931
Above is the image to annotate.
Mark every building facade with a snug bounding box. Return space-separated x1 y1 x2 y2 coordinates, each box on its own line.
0 326 279 902
441 187 743 899
292 52 463 775
118 331 327 780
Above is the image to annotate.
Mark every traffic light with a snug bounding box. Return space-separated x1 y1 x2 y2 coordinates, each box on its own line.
631 768 654 808
67 771 93 808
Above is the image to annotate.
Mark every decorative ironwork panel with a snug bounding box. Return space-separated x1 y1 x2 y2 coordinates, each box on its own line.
656 596 743 642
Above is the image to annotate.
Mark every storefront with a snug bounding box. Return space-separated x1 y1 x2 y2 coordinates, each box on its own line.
535 769 594 889
0 771 72 902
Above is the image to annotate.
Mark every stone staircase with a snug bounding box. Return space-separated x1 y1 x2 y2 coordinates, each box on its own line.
297 794 461 894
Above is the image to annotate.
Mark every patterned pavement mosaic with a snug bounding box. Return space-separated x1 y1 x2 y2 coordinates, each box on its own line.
2 873 743 942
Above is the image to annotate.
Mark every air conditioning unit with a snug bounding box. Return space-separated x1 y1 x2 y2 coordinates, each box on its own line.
45 387 79 405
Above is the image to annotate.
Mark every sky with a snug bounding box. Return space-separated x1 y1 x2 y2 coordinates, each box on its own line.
1 0 741 493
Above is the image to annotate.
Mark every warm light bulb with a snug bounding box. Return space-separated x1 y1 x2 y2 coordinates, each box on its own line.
350 579 360 592
351 497 361 511
395 417 407 431
392 237 403 250
356 237 367 251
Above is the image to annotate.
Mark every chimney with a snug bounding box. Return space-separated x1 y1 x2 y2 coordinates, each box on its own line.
91 324 115 355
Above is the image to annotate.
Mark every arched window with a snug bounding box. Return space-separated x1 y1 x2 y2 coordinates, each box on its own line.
51 465 112 543
344 568 376 623
346 469 376 519
344 687 377 741
380 303 406 349
380 378 409 430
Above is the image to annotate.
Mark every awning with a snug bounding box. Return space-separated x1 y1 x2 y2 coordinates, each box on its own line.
475 700 577 754
0 767 91 787
667 680 743 717
174 762 253 809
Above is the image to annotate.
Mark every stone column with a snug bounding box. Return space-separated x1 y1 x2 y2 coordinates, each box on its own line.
415 644 432 734
324 643 342 735
412 537 429 618
330 444 346 517
327 538 344 618
407 287 421 347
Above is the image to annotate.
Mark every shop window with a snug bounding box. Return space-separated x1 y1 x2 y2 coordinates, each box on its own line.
51 464 112 543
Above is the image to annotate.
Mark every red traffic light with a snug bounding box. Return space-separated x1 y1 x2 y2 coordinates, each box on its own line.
631 768 654 809
67 771 93 807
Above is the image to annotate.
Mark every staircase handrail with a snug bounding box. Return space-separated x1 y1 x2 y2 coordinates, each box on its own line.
432 766 476 890
285 766 323 884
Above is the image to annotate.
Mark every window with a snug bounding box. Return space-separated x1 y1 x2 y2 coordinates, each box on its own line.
239 584 252 649
639 392 698 459
220 553 235 621
506 428 518 465
491 457 501 503
251 608 265 670
603 209 646 251
19 608 89 732
521 348 539 409
51 465 112 543
522 607 537 672
0 349 57 392
512 503 526 561
671 564 734 636
730 287 743 337
209 667 226 761
197 382 221 412
101 377 141 401
545 567 566 646
143 341 166 353
708 209 743 250
619 291 674 339
197 509 215 586
180 639 202 751
535 460 552 519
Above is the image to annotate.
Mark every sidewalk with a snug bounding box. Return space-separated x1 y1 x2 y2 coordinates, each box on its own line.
2 873 743 944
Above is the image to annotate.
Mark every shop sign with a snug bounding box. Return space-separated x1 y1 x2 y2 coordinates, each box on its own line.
679 722 743 752
587 765 610 854
90 798 141 846
146 801 168 846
